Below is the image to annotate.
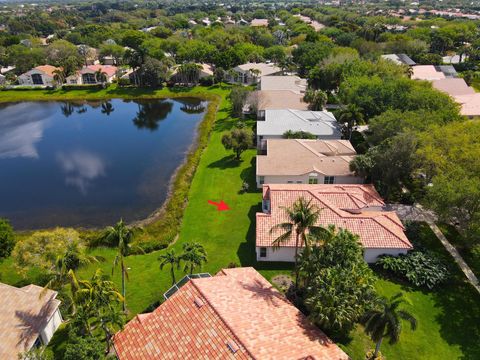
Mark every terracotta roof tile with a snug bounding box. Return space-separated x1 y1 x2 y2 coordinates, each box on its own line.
114 268 349 360
257 184 412 250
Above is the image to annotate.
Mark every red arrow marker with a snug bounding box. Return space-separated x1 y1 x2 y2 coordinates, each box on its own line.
207 200 230 211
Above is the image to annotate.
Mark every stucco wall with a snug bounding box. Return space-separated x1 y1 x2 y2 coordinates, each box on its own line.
18 70 54 86
256 174 363 188
256 246 408 263
39 309 62 345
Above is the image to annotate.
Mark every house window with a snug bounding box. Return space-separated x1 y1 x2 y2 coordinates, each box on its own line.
260 247 267 258
82 73 96 84
287 181 293 184
296 181 302 184
31 74 43 85
262 199 270 213
308 177 318 184
324 176 335 184
259 176 265 185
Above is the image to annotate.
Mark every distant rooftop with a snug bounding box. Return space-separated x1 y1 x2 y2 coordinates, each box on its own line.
257 109 341 138
381 53 416 66
259 75 307 93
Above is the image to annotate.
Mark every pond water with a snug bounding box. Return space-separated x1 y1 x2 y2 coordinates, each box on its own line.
0 98 207 230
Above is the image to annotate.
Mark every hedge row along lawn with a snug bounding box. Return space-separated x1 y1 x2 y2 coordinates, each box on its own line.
0 86 479 359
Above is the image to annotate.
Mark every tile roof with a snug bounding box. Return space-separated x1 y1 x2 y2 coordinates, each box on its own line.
83 64 118 77
250 19 269 27
432 78 475 96
259 76 307 93
257 139 357 177
453 93 480 116
235 63 281 76
257 109 341 138
0 283 61 358
381 54 416 66
33 65 61 77
254 90 309 111
257 184 412 250
411 65 446 80
113 267 349 360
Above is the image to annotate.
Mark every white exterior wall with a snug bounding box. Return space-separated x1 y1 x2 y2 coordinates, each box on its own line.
256 174 363 188
363 248 409 263
257 134 340 149
18 70 55 86
257 246 408 263
39 309 62 345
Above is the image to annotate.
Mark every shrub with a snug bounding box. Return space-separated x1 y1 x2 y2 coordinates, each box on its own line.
376 251 449 289
199 76 214 86
471 244 480 263
117 77 131 87
0 218 15 261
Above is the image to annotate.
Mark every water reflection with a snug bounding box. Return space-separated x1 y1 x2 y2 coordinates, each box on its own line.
177 98 206 114
56 150 106 195
132 100 174 131
101 101 114 116
0 103 52 159
60 102 88 117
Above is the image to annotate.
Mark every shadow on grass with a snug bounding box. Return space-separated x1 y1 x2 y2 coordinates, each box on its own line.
237 203 262 266
207 154 241 169
239 157 259 194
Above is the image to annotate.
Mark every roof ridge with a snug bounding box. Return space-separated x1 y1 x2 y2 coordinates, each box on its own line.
370 215 413 248
190 278 256 359
297 139 327 158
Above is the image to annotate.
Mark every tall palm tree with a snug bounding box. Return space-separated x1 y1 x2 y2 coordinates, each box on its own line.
270 197 326 286
303 89 327 111
103 219 136 312
53 69 65 87
159 249 181 285
94 69 108 84
362 293 417 359
181 242 207 274
337 104 364 140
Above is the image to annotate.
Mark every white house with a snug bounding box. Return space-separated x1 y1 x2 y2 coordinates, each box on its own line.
256 109 341 150
228 62 282 85
0 283 62 359
66 65 118 85
256 139 362 187
18 65 61 86
256 184 413 263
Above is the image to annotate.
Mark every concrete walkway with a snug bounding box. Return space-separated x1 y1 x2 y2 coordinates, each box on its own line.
388 204 480 295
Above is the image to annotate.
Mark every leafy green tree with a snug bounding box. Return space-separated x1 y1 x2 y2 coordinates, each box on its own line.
229 86 250 117
102 219 136 312
221 128 253 160
159 249 181 285
46 40 82 70
0 218 14 262
121 30 147 50
64 335 105 360
303 89 327 111
362 293 417 359
181 242 208 274
337 104 364 140
270 197 326 287
292 40 334 76
139 56 171 87
301 227 377 332
283 130 316 139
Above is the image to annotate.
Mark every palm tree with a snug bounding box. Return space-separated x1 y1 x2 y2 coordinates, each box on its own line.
269 197 326 286
248 68 262 83
337 104 364 140
94 69 108 84
181 242 207 274
362 293 417 359
102 219 136 312
53 69 65 87
303 89 327 111
159 249 181 285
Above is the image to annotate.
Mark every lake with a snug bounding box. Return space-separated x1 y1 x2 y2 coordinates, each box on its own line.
0 98 207 230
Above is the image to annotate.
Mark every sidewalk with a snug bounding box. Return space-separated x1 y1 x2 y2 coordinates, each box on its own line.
388 203 480 295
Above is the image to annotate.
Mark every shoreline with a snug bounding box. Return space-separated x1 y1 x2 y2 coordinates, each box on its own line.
0 85 226 250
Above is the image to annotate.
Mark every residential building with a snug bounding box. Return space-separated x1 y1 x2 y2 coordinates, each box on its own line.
256 184 413 263
432 78 475 97
113 267 348 360
259 75 307 93
227 63 282 85
411 65 458 81
452 93 480 117
250 18 269 27
381 53 416 66
18 65 61 86
66 65 118 85
256 109 341 150
256 139 362 187
0 73 5 85
252 90 309 119
0 283 62 359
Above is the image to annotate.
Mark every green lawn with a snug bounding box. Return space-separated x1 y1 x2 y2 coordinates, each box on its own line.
1 86 479 359
437 223 480 278
341 223 480 360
